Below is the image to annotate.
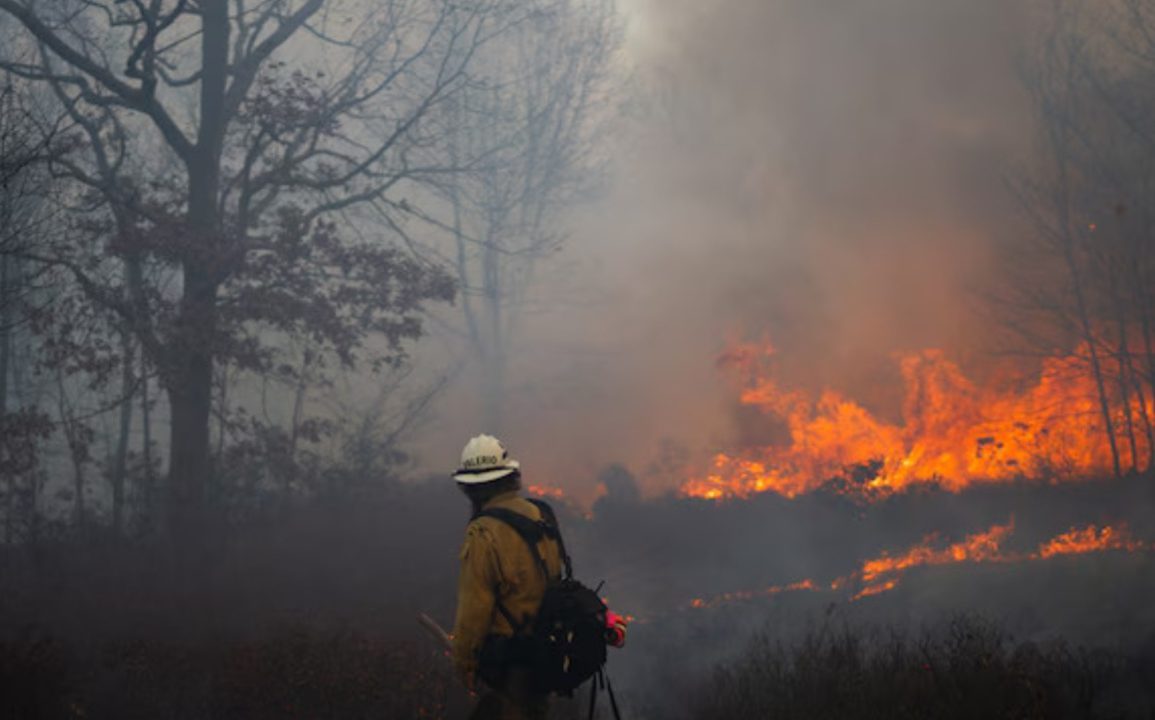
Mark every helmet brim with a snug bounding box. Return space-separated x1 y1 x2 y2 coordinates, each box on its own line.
453 459 520 484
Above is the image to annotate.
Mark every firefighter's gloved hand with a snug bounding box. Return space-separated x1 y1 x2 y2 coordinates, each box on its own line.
605 611 628 648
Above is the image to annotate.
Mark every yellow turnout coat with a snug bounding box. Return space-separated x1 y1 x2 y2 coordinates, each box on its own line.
451 491 564 681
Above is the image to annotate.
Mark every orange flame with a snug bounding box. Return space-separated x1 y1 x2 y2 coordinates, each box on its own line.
852 522 1147 600
1036 524 1144 558
527 484 567 501
852 580 897 600
687 578 821 611
860 522 1015 584
682 343 1153 501
853 521 1016 599
684 522 1147 610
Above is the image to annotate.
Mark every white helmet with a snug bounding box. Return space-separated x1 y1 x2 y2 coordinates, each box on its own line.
453 434 521 484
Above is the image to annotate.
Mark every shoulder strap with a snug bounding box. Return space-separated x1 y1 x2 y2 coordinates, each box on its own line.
476 507 554 583
470 509 545 634
527 499 574 580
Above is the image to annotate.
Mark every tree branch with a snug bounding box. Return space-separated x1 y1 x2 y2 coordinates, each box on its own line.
0 0 194 160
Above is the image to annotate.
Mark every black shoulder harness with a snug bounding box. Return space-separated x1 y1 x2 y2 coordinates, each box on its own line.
475 499 573 580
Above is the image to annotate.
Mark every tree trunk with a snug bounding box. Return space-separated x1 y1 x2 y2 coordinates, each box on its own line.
111 329 134 535
285 351 312 500
1130 353 1154 473
1134 264 1155 475
166 0 228 548
164 262 217 544
482 228 505 433
0 102 12 416
26 470 38 550
1139 324 1155 474
1118 350 1139 473
56 368 86 530
1047 102 1122 479
4 474 11 544
1112 278 1140 473
140 353 154 531
0 252 10 416
1068 258 1121 480
1 190 11 543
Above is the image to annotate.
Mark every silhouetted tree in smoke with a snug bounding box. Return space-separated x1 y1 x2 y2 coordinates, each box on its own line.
0 76 59 544
0 0 542 548
426 0 622 431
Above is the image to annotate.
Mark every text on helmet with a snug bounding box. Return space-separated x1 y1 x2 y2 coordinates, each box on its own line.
464 455 501 468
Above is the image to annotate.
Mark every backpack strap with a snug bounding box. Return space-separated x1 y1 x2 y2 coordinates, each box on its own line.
476 507 554 582
474 505 557 634
475 500 575 634
527 499 574 580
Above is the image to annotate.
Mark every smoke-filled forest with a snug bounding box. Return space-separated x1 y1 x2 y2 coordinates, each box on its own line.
2 0 1155 718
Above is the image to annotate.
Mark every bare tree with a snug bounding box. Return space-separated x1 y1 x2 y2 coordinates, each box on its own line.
0 76 58 544
1009 0 1155 479
0 0 527 546
0 78 52 415
408 0 621 431
325 364 451 494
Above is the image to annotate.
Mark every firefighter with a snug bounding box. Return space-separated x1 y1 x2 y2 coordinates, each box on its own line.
451 434 562 720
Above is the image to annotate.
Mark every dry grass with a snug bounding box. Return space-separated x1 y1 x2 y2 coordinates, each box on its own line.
0 626 455 720
4 616 1151 719
689 615 1154 720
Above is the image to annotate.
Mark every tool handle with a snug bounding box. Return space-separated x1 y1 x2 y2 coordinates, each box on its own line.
418 612 453 652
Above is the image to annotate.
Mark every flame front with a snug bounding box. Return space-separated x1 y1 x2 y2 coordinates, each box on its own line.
1036 524 1145 558
852 521 1147 600
682 343 1153 501
856 521 1015 596
683 522 1147 611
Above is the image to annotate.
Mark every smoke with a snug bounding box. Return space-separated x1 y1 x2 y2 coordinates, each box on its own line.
415 0 1041 496
403 3 1155 700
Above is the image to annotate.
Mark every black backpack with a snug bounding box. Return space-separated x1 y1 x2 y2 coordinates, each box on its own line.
476 499 621 716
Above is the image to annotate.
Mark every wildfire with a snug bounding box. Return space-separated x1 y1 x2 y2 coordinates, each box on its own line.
857 521 1015 593
688 579 818 611
853 521 1147 600
853 522 1016 599
852 580 897 599
1036 524 1145 558
684 522 1147 610
682 342 1153 501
